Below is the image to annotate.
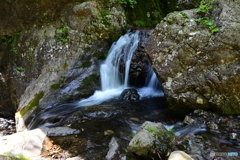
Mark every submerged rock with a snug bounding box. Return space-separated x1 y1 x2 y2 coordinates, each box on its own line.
119 89 140 101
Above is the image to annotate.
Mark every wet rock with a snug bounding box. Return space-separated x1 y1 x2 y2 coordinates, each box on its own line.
119 30 152 87
229 133 237 140
183 115 195 124
119 89 140 101
104 130 114 136
106 137 119 160
168 151 193 160
128 121 175 159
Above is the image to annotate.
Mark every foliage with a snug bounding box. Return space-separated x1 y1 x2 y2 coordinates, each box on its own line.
2 153 30 160
100 10 110 25
0 33 20 44
195 17 219 33
146 126 157 132
197 0 215 13
17 67 25 72
137 20 146 26
129 133 135 138
195 0 218 34
55 26 70 42
118 0 137 8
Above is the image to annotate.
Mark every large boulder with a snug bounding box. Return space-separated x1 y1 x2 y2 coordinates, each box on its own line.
146 0 240 116
128 121 175 159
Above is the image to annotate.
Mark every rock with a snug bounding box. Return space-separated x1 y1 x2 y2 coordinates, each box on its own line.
0 126 80 159
66 2 100 31
146 0 240 116
119 30 152 87
106 137 119 160
207 122 219 131
128 121 175 159
168 151 193 160
183 115 195 124
229 133 237 140
104 130 114 136
119 89 140 101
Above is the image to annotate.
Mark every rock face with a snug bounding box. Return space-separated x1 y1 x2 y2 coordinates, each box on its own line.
6 0 127 132
146 0 240 116
128 121 175 159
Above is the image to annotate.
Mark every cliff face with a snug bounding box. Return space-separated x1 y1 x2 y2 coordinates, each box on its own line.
146 0 240 116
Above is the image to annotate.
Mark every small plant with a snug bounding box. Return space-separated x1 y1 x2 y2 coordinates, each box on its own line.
100 10 110 25
147 126 157 132
167 17 173 22
3 153 30 160
16 154 30 160
56 26 70 34
137 20 146 26
129 133 135 138
180 12 187 16
195 0 218 34
118 0 137 8
195 17 219 33
12 47 18 54
17 67 25 72
55 26 70 42
167 128 174 132
184 18 189 22
1 33 20 44
197 0 215 14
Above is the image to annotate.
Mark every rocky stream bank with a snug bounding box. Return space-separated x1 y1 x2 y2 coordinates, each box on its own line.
0 104 239 160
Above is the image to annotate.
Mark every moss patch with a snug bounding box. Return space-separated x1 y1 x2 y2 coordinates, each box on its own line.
20 91 44 116
62 63 68 69
82 74 98 85
51 83 61 90
82 61 92 68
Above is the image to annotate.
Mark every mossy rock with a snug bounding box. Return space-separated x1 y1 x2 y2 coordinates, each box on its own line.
20 91 44 116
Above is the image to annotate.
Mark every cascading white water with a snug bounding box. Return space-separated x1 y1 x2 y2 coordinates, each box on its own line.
100 31 140 90
77 31 163 107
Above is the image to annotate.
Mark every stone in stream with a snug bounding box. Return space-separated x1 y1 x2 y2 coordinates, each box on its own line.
168 151 193 160
119 89 140 101
128 121 175 159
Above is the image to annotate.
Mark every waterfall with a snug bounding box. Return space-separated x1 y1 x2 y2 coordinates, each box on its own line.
76 30 163 107
100 31 140 90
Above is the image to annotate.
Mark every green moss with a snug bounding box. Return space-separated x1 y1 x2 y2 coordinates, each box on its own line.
62 63 68 69
82 61 92 68
82 74 97 85
100 9 110 25
51 83 61 90
20 91 44 116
